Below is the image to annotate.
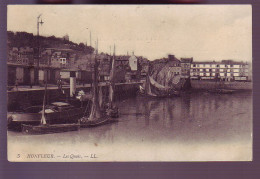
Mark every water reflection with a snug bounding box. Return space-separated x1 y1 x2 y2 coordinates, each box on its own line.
115 91 252 143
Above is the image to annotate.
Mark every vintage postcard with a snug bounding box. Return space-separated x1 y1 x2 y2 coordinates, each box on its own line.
7 5 252 162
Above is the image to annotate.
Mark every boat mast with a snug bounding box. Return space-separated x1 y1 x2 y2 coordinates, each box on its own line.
88 40 102 121
145 64 151 95
109 44 116 107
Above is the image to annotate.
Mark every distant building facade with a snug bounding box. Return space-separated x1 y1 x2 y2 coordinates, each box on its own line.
129 53 138 71
114 54 141 82
190 60 250 81
180 57 193 78
46 48 76 68
7 47 78 86
7 47 34 85
8 47 34 66
168 54 181 76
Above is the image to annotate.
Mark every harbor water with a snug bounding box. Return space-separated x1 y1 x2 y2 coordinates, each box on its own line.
8 91 252 161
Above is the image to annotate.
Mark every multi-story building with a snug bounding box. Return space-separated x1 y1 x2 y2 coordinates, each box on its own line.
190 60 249 81
46 48 75 68
114 54 141 82
8 47 34 66
7 47 34 85
168 55 181 76
180 57 193 78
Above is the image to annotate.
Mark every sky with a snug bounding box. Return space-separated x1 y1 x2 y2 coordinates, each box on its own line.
7 5 252 62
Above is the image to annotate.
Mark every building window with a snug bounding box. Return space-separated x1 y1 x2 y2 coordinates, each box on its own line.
193 64 196 67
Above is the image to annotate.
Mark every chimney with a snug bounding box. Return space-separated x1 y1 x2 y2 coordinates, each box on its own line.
168 54 175 61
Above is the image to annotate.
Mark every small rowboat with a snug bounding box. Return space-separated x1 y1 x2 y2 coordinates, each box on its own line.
22 123 80 135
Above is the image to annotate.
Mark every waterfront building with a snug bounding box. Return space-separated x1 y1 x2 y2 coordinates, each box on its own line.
180 57 193 79
114 53 141 82
7 47 34 85
129 52 138 71
99 57 111 82
190 60 249 81
48 48 75 68
168 54 181 76
8 47 34 66
7 47 75 86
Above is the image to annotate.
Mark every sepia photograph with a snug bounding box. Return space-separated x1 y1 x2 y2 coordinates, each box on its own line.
7 5 252 162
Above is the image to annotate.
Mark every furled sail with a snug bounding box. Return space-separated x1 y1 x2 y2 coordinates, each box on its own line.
109 45 116 107
98 86 103 108
88 53 102 121
40 82 47 125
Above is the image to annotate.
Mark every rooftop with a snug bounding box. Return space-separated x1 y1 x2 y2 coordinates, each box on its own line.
192 60 247 65
181 58 193 63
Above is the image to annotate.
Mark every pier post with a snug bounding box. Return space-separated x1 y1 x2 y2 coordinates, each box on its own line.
70 71 76 97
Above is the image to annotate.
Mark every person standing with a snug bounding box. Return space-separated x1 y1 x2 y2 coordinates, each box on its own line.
15 79 19 91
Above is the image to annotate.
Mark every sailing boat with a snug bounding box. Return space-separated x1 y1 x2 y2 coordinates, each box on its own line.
141 64 180 97
106 44 119 118
21 81 80 134
80 43 118 127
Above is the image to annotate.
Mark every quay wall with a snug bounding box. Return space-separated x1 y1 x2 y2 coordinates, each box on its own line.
8 82 141 111
190 80 252 90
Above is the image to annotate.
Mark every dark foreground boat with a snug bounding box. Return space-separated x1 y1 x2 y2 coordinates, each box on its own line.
22 123 80 135
7 101 89 131
17 81 84 134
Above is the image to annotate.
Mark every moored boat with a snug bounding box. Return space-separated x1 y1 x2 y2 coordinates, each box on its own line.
8 75 90 133
21 123 80 135
79 42 118 128
17 81 85 134
80 116 118 128
7 101 89 131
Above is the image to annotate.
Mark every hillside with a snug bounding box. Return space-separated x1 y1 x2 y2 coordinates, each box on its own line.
7 31 94 54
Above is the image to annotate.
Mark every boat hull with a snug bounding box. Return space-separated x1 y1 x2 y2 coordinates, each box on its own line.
80 116 118 128
8 106 89 131
22 123 80 135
